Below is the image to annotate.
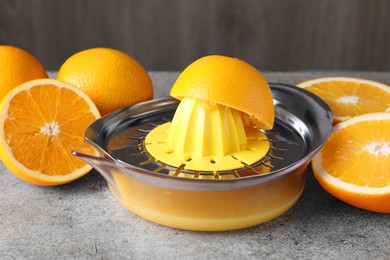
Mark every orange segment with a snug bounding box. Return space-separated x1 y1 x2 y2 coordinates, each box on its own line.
297 77 390 124
170 55 274 130
0 79 100 186
312 113 390 213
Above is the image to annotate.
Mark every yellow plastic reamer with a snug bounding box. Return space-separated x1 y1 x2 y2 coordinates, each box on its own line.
145 97 270 174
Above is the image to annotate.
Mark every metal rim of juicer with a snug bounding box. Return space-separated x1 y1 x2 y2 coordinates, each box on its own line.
74 83 333 191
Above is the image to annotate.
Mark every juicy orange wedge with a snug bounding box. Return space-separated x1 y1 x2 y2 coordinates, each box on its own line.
312 113 390 213
0 78 100 186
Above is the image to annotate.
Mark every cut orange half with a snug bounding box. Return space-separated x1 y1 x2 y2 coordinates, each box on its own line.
170 55 274 130
312 113 390 213
0 78 101 186
297 77 390 124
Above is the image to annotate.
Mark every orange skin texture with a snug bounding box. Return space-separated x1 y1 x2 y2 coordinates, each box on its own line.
0 45 48 102
57 48 153 116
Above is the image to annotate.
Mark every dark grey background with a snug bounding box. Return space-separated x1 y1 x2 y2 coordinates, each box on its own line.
1 0 389 71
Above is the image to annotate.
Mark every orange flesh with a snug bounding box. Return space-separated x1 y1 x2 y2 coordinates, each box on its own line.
320 119 390 188
4 84 97 175
304 81 390 118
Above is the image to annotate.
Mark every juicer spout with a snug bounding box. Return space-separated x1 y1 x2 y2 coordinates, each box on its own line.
72 140 121 195
72 140 113 161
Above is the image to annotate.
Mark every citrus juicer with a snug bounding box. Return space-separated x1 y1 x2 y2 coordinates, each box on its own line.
73 85 332 231
142 55 276 179
144 97 272 178
73 59 333 231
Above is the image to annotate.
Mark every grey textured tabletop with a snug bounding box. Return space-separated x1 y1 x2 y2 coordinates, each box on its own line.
1 71 389 259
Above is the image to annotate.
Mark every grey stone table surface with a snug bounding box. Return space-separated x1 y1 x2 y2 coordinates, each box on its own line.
1 71 390 260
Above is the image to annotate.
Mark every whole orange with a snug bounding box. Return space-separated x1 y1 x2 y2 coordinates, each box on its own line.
0 45 48 102
57 48 153 115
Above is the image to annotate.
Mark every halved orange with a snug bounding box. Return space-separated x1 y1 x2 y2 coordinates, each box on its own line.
170 55 274 130
312 113 390 213
0 78 100 186
297 77 390 124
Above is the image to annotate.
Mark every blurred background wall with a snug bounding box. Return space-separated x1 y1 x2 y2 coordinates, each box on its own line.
1 0 389 71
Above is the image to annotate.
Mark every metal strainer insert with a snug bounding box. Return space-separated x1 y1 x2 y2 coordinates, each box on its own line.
126 122 284 179
100 83 325 181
